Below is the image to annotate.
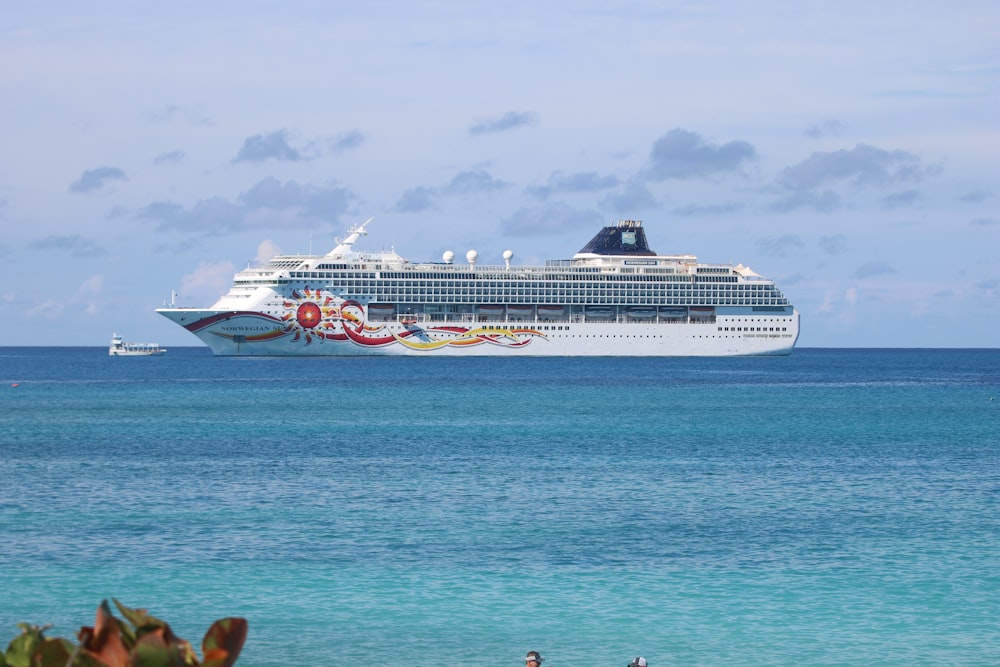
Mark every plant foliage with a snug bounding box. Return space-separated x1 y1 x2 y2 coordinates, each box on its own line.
1 600 247 667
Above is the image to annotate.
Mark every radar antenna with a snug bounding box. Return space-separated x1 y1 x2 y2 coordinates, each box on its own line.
327 217 373 257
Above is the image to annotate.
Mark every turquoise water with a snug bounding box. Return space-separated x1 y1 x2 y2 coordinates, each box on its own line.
1 348 998 666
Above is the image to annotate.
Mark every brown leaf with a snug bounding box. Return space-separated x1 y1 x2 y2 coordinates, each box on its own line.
77 601 130 667
200 618 248 667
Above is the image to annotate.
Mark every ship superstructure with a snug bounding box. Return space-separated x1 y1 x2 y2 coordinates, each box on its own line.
157 219 799 356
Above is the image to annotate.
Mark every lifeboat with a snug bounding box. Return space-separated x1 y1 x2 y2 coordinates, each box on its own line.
659 306 688 319
537 305 566 319
626 307 657 319
476 305 505 318
585 306 613 319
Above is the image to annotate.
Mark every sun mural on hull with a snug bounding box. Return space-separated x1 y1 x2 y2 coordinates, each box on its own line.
198 288 549 351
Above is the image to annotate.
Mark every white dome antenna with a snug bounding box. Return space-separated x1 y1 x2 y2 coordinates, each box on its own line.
443 250 455 264
502 249 513 270
466 249 478 267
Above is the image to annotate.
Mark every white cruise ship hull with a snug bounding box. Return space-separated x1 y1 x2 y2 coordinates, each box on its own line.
156 219 801 357
157 303 799 357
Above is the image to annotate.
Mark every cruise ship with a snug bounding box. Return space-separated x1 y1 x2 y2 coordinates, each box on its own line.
156 219 799 356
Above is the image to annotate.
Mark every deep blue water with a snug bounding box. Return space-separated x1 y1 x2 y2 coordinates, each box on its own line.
1 348 998 666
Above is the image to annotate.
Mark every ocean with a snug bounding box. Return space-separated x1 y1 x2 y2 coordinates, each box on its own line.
1 347 997 666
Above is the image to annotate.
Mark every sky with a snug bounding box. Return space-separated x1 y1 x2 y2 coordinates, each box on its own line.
1 1 997 348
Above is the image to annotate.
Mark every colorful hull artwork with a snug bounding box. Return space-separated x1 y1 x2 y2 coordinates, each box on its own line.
183 292 546 352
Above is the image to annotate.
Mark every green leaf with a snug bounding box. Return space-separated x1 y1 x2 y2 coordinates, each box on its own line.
131 632 186 667
3 624 47 667
33 638 75 667
112 600 166 634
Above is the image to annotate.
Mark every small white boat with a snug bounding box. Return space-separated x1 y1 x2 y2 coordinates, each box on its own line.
109 333 166 356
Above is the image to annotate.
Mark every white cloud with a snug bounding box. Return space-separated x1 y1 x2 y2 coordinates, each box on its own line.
180 260 236 306
78 274 104 317
25 298 64 321
256 240 281 264
78 274 104 296
841 287 859 325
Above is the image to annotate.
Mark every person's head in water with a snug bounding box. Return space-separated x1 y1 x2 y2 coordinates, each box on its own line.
526 651 543 667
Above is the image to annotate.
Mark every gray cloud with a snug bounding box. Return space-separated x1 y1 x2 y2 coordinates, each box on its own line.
393 186 437 213
234 130 302 163
805 120 847 139
769 189 841 213
819 234 848 255
328 129 366 153
756 235 805 258
148 104 214 127
852 261 896 279
29 235 108 257
153 150 185 165
959 189 991 203
882 189 921 208
238 177 347 214
600 181 658 213
770 144 938 213
971 217 998 226
235 129 367 163
444 169 510 195
527 171 620 199
69 166 128 193
778 144 930 192
500 203 602 236
392 168 509 212
137 176 355 234
469 111 539 135
671 202 744 217
976 279 998 296
643 129 756 181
